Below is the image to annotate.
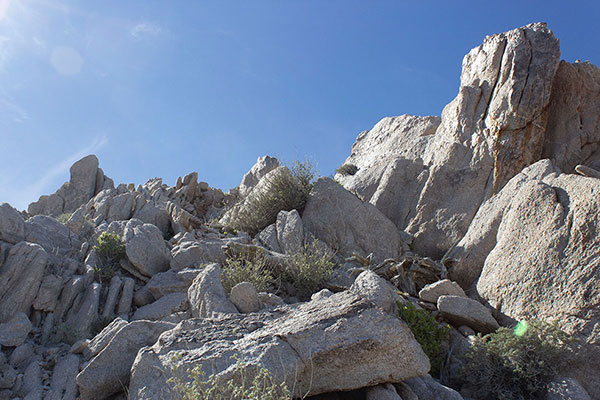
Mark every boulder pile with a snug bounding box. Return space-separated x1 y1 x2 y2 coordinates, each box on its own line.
0 22 598 399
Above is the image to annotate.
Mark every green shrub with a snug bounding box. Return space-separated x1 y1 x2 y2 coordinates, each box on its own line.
283 241 334 299
168 355 291 400
461 319 578 400
221 253 273 294
231 160 316 235
93 232 126 283
335 163 358 176
397 301 449 377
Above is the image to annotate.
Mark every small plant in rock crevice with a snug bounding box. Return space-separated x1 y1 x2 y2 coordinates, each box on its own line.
221 253 274 294
396 301 450 377
282 240 335 299
230 160 316 235
93 232 126 283
460 319 579 400
335 163 359 176
168 354 291 400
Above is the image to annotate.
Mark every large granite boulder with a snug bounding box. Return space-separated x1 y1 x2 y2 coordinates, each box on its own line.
128 291 430 399
303 177 409 262
448 159 600 395
0 242 48 322
124 219 170 277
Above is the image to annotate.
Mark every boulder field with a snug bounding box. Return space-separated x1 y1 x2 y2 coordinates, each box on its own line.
0 22 598 399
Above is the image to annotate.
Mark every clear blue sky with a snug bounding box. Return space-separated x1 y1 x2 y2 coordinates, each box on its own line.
1 1 599 210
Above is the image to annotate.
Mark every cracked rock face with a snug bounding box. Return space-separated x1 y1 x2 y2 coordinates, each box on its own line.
337 23 561 258
449 159 600 395
128 291 430 399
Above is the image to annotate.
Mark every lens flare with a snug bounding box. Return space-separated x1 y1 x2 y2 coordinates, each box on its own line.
514 320 528 337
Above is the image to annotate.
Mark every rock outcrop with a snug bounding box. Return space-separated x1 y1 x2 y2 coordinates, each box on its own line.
128 291 430 399
448 159 600 394
303 177 410 262
29 155 113 216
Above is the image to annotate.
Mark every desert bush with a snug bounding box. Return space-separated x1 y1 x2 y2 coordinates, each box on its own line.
396 301 449 377
283 241 334 299
168 355 291 400
335 163 358 176
231 160 316 235
56 213 72 224
93 232 126 283
221 253 273 294
461 319 578 400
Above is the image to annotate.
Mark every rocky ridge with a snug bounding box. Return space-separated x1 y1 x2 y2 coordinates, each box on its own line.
0 22 598 400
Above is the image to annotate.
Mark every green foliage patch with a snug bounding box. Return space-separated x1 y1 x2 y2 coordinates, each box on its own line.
221 253 273 294
168 355 291 400
461 319 578 400
93 232 126 283
231 160 316 235
397 301 449 376
283 241 334 299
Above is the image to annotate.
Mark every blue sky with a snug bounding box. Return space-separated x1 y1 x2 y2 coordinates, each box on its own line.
1 1 599 210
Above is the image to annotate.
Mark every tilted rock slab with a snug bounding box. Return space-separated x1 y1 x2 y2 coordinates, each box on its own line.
303 177 409 262
448 159 600 396
0 242 48 322
238 155 279 197
123 219 170 277
128 291 430 399
76 320 175 400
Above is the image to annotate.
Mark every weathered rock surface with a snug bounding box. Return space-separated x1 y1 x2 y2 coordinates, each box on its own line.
132 292 188 321
419 279 466 304
275 209 304 254
0 312 32 347
47 354 79 400
448 159 600 394
334 115 440 228
349 270 401 314
128 291 430 399
28 155 113 216
303 177 408 262
0 242 48 322
124 219 170 277
437 295 499 334
187 263 238 317
365 383 402 400
238 155 279 197
400 375 464 400
542 61 600 172
170 240 224 270
76 320 175 400
229 282 261 313
337 23 561 258
0 203 25 244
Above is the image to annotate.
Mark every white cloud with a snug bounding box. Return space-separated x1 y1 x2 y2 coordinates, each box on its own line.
0 96 28 122
0 135 109 210
130 22 162 40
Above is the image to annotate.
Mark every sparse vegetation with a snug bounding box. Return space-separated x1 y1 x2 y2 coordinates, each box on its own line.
283 240 335 299
461 319 579 400
396 301 450 377
231 160 316 235
221 253 274 294
56 212 72 224
335 163 358 176
168 355 291 400
93 232 126 283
